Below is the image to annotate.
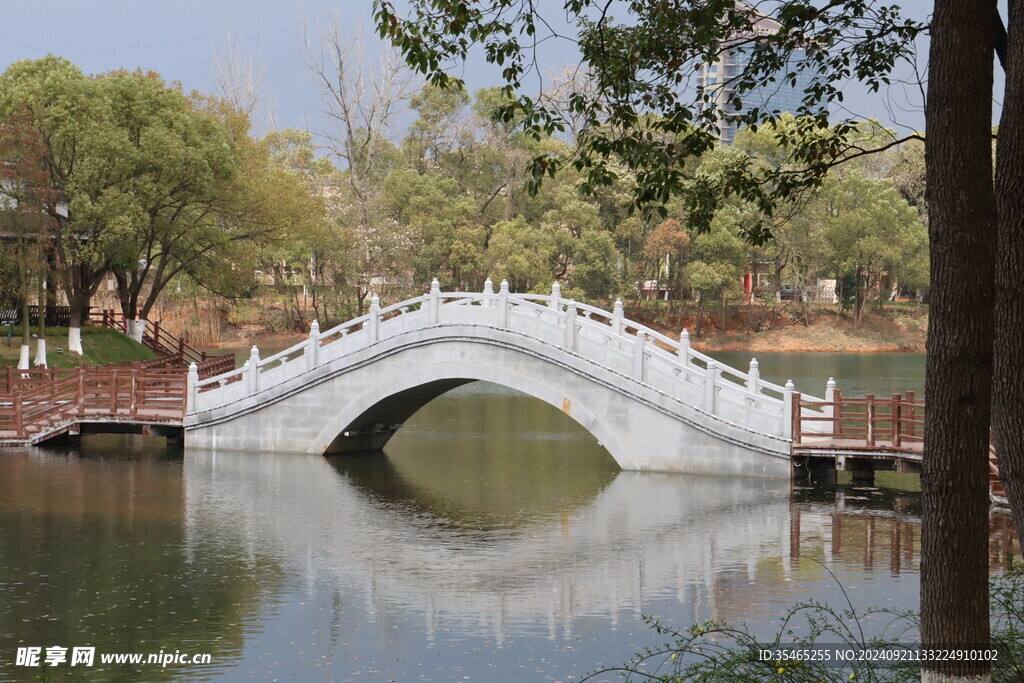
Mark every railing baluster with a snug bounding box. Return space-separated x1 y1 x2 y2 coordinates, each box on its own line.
892 393 902 447
866 394 876 448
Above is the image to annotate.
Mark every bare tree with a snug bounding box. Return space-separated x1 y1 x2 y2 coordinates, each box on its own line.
303 16 420 311
212 33 267 123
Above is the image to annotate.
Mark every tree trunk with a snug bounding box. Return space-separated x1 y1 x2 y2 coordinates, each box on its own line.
921 1 996 680
17 233 30 370
33 260 46 368
67 291 90 356
992 0 1024 548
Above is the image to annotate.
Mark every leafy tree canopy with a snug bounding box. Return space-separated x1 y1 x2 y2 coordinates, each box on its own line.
374 0 925 240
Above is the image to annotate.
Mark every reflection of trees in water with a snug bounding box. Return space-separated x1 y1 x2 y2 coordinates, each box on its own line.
326 385 619 533
0 441 285 682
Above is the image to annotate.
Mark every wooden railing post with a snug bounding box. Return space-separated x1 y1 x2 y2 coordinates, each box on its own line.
77 369 85 418
834 389 843 436
790 387 801 444
130 371 138 417
110 370 118 415
905 391 915 439
866 394 876 447
14 393 23 436
152 321 160 348
892 393 902 447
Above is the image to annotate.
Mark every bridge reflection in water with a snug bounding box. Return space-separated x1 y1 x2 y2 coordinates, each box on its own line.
184 454 1016 657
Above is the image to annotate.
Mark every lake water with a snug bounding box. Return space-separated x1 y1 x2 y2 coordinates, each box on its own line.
0 353 1013 682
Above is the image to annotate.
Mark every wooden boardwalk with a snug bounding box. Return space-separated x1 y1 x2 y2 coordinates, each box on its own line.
791 391 1006 503
0 313 234 446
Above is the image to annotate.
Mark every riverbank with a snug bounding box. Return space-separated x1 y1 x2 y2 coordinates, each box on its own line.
175 298 928 356
629 306 927 353
692 313 927 353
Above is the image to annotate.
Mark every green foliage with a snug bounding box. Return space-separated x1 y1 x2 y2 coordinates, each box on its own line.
0 327 155 368
583 564 1024 682
374 0 926 237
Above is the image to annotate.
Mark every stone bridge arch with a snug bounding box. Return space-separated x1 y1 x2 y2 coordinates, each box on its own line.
186 284 797 478
309 343 638 470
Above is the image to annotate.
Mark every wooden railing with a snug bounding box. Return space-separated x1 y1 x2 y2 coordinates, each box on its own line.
0 366 186 440
792 391 1005 500
91 310 208 365
90 309 234 378
792 391 925 449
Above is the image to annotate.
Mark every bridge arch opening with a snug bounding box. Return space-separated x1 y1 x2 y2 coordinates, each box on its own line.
324 380 620 469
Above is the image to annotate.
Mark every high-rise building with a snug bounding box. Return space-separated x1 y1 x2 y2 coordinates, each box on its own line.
696 4 820 145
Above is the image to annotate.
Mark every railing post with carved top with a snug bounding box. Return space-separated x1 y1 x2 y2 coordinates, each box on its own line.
612 299 624 338
187 363 199 413
746 357 760 402
677 328 690 362
565 301 577 351
549 281 561 313
783 380 795 440
632 331 647 381
498 279 509 328
483 278 494 308
368 295 380 342
429 278 440 324
307 320 320 370
704 360 718 413
247 346 260 394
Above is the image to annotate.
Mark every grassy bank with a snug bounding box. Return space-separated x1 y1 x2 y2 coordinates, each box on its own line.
0 326 156 368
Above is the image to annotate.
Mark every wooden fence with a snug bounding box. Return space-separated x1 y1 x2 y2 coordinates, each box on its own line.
792 391 1005 501
0 366 186 441
792 390 924 449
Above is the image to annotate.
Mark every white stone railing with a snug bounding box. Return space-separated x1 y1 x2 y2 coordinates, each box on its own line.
190 279 826 439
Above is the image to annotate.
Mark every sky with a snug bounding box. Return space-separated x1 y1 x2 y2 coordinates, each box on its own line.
0 1 1006 144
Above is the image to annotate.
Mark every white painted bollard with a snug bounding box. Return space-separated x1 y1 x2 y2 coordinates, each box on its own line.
429 278 440 324
677 328 690 361
549 281 561 312
783 379 795 439
565 300 577 351
186 362 199 412
247 345 261 394
307 320 320 370
704 360 719 413
632 331 646 381
483 278 494 308
498 279 509 328
368 295 380 342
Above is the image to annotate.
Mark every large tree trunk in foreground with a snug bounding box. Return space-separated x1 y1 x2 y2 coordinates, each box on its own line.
921 1 997 680
993 0 1024 546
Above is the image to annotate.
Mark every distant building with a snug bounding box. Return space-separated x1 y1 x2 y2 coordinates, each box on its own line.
696 3 822 145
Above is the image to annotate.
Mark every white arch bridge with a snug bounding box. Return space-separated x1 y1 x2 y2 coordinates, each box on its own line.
186 280 820 478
